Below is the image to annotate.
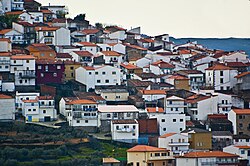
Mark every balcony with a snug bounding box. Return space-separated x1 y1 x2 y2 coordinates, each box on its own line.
40 104 54 108
149 155 174 161
116 128 135 133
169 142 190 146
218 103 232 107
20 71 36 79
72 108 97 112
0 60 10 64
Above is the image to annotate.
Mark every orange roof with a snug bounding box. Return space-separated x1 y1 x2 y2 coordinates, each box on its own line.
232 109 250 115
120 63 140 70
185 94 210 104
159 133 177 138
73 51 93 57
140 90 166 95
0 52 11 57
77 42 97 47
0 38 11 43
0 29 12 35
5 11 24 15
11 55 35 60
23 99 38 103
151 60 175 69
103 158 120 163
124 43 147 51
138 38 154 43
101 51 121 56
107 43 118 46
179 50 191 54
82 29 100 35
0 94 13 99
127 145 167 152
41 9 54 14
66 99 97 105
82 66 95 70
235 72 250 78
168 75 189 80
35 26 59 31
181 151 238 158
205 64 232 70
146 107 164 113
37 96 53 100
235 146 250 149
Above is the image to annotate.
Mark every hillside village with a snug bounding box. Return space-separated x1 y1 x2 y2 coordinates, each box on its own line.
0 0 250 166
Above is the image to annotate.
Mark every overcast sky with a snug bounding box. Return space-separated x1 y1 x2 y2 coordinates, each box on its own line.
37 0 250 38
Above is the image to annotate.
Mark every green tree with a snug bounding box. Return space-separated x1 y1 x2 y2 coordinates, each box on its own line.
0 14 19 29
73 14 86 21
95 23 103 30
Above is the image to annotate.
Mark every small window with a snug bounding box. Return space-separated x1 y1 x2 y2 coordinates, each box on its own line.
97 80 101 83
112 71 116 75
28 109 31 111
53 73 57 77
95 72 98 75
38 65 42 69
132 133 136 136
220 71 224 76
102 72 106 75
173 119 176 122
57 65 61 69
155 153 160 157
163 128 166 131
127 113 131 117
14 60 16 63
180 119 183 122
43 110 46 114
107 114 111 118
85 120 88 123
41 73 44 77
33 109 36 111
161 119 165 122
70 67 74 70
76 120 80 123
133 125 136 129
105 79 109 83
220 78 223 83
26 60 29 63
89 72 92 75
116 126 119 130
241 150 245 154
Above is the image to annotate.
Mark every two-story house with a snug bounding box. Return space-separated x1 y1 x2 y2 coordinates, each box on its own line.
0 29 24 44
177 70 204 90
70 51 94 65
228 109 250 135
149 60 175 75
13 22 36 44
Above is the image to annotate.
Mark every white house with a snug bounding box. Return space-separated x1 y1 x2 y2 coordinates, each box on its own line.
15 91 40 113
96 51 124 67
73 42 99 55
59 97 99 127
69 51 94 65
22 96 57 122
153 113 186 135
228 109 250 135
139 90 166 102
98 105 139 132
224 145 250 165
149 60 175 75
75 65 121 91
0 94 15 121
36 27 70 46
1 0 24 12
111 119 139 143
10 55 36 87
219 51 249 63
0 38 12 52
205 64 238 91
0 52 11 73
0 29 23 44
186 94 218 121
175 151 239 166
165 96 186 114
28 11 43 23
158 133 189 154
107 26 126 41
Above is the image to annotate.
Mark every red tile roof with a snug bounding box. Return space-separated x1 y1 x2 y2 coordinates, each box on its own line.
56 53 72 59
168 75 189 80
151 60 175 69
120 63 141 70
205 64 232 70
235 72 250 78
226 62 248 67
82 29 100 35
11 55 35 60
5 11 24 15
180 151 238 158
235 146 250 149
77 42 97 47
35 26 59 31
232 109 250 115
146 107 164 113
138 38 154 43
127 145 167 152
41 9 54 14
66 99 97 105
185 94 210 104
0 38 11 43
82 66 95 70
73 51 93 57
0 94 13 99
101 51 120 56
140 90 166 95
124 43 147 51
0 29 12 35
37 96 54 100
159 133 177 138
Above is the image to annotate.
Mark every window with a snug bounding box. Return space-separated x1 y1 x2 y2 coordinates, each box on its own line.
5 66 8 69
127 113 131 117
241 150 245 154
180 128 183 131
53 73 57 77
76 120 80 123
173 119 176 122
113 113 118 118
89 72 92 75
116 126 119 130
97 80 101 83
220 78 223 83
133 125 136 129
70 67 74 70
38 65 42 70
136 162 139 166
14 67 17 71
57 65 61 69
220 86 224 90
28 109 31 111
220 71 223 76
175 108 178 111
27 67 29 70
239 115 243 119
161 153 167 156
163 128 166 131
105 79 109 83
132 133 136 136
107 114 111 118
95 72 98 75
239 123 243 128
33 109 36 111
45 65 48 71
161 119 165 122
155 153 160 157
169 101 172 105
85 120 88 123
19 80 23 84
25 80 27 83
43 110 46 114
112 71 116 75
41 73 44 77
14 60 16 63
180 119 183 122
102 72 106 75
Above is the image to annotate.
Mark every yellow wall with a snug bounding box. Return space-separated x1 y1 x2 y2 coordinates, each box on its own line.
64 64 81 82
189 132 212 150
175 79 190 91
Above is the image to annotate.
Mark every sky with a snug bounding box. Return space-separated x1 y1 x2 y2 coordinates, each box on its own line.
36 0 250 38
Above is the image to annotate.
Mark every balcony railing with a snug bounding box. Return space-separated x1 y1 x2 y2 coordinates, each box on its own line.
169 142 190 146
19 71 36 79
73 108 97 112
0 60 10 64
40 104 54 108
116 128 135 133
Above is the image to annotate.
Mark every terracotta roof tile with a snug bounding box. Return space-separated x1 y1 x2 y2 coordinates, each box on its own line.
82 29 100 35
35 26 59 31
127 145 167 152
235 72 250 78
124 43 147 51
0 94 13 99
77 42 97 47
235 146 250 149
0 29 12 35
140 90 166 95
151 60 175 69
37 96 54 100
138 38 154 43
66 99 97 105
180 151 238 158
101 51 121 56
146 107 164 113
120 63 141 70
159 133 177 138
56 53 72 59
232 109 250 115
112 119 137 124
185 94 210 104
11 55 35 60
226 62 248 67
73 51 93 57
205 64 232 70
